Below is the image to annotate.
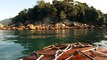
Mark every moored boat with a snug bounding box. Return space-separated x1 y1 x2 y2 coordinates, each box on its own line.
22 42 107 60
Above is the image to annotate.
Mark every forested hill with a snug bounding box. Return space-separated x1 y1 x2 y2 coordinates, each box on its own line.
0 18 12 25
11 1 107 26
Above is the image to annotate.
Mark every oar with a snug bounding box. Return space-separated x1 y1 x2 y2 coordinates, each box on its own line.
65 47 96 60
78 51 95 60
91 50 107 57
82 47 96 52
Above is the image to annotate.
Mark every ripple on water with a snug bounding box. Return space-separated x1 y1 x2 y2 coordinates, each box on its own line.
0 41 25 60
0 41 14 49
104 35 107 38
93 40 107 48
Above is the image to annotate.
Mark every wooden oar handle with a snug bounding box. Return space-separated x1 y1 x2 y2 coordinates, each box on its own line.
78 51 95 60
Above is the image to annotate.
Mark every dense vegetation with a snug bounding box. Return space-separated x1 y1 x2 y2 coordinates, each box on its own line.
11 1 107 26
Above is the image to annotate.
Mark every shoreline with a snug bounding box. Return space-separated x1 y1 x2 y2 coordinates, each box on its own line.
0 23 106 30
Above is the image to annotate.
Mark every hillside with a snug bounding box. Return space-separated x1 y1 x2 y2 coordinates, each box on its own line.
0 18 12 25
11 1 107 27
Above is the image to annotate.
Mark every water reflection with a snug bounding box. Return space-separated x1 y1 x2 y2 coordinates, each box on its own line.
12 29 107 53
0 28 107 60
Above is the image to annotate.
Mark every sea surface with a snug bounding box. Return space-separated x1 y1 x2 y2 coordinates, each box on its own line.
0 28 107 60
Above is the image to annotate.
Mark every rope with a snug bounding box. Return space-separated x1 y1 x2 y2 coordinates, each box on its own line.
65 51 78 60
36 55 44 60
33 51 39 58
54 44 72 60
55 50 63 58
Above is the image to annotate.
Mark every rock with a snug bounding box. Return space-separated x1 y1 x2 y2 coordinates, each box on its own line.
27 24 35 30
0 24 4 27
17 28 23 30
0 23 4 29
55 23 65 29
11 27 16 30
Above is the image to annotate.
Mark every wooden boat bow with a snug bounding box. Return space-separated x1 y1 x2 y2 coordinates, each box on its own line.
22 42 107 60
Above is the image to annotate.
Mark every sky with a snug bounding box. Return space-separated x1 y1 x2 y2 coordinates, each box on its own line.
0 0 107 20
76 0 107 13
0 0 36 20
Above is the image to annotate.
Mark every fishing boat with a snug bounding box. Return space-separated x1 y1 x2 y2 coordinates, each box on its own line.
22 42 107 60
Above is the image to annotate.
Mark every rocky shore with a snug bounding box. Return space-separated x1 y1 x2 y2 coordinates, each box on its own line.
0 22 97 30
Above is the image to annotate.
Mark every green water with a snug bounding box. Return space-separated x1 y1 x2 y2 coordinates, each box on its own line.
0 29 107 60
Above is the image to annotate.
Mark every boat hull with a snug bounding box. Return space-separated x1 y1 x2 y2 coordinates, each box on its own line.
22 43 107 60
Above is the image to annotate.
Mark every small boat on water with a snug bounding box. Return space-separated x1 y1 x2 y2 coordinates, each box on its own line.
22 42 107 60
